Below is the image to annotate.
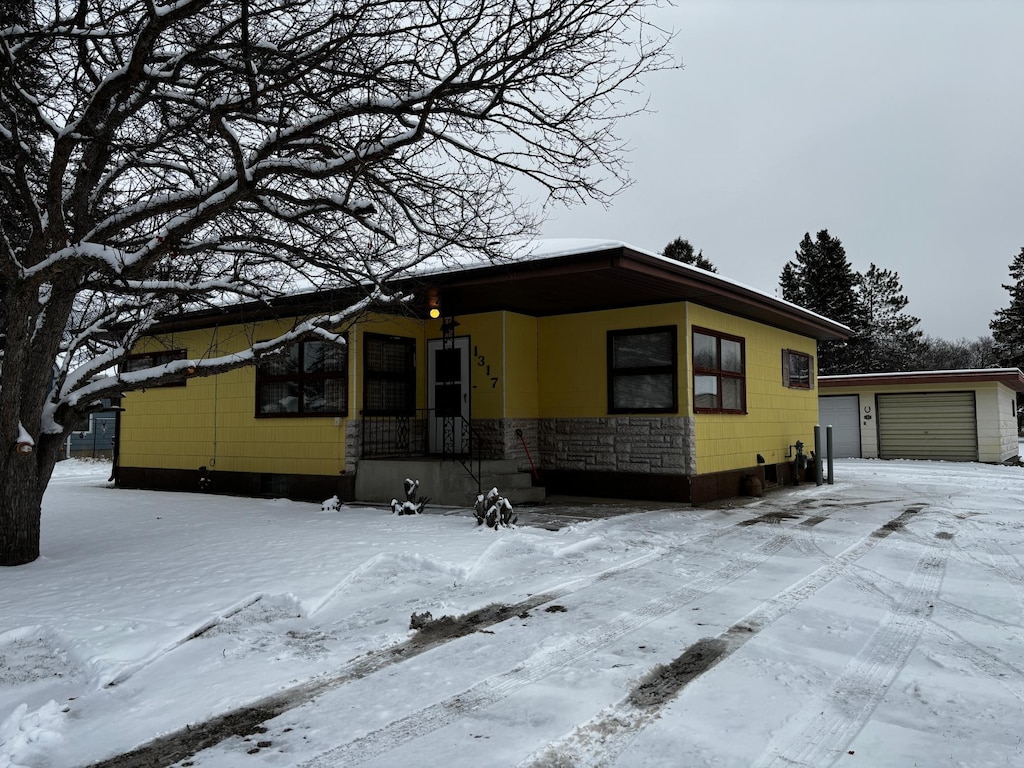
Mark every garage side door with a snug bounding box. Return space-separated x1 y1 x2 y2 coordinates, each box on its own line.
877 392 978 461
818 395 861 458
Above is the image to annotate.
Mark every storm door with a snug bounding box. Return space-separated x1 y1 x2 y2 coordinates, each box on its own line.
427 337 470 455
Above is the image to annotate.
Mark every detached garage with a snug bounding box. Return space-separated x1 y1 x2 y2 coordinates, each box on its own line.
819 369 1024 463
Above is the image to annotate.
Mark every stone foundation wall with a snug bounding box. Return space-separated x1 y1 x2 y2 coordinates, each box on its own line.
468 418 542 471
344 420 362 473
349 415 695 479
538 416 696 475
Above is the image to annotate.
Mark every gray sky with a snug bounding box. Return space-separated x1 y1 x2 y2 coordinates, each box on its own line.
539 0 1024 340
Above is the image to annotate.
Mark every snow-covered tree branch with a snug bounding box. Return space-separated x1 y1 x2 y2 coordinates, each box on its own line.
0 0 672 565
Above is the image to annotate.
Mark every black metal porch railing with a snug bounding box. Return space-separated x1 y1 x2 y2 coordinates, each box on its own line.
360 410 480 492
360 410 425 458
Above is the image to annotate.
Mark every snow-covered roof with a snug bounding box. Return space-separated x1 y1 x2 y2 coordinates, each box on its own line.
152 238 852 341
820 369 1024 392
424 238 851 340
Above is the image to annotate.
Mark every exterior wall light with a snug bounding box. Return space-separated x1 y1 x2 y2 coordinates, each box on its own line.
426 288 441 319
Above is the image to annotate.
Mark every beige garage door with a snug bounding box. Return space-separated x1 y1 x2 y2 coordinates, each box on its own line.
876 392 978 461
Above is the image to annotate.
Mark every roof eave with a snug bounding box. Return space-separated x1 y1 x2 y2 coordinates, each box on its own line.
820 369 1024 393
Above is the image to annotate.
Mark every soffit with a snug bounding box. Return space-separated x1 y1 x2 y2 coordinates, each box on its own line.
417 246 849 341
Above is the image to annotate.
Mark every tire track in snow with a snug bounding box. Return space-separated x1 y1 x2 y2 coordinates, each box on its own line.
750 530 953 768
86 509 822 768
85 525 764 768
294 529 799 768
946 515 1024 616
516 510 926 768
794 522 1024 703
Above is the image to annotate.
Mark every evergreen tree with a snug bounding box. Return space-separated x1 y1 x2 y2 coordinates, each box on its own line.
662 237 716 272
856 263 924 372
779 230 864 374
990 247 1024 369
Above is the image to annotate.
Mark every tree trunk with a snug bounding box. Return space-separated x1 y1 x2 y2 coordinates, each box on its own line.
0 433 61 566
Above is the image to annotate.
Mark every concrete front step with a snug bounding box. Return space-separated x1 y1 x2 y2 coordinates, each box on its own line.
355 458 545 507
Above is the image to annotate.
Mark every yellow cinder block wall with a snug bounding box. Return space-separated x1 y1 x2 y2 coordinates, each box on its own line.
537 303 688 418
687 305 819 474
121 314 424 477
442 312 506 420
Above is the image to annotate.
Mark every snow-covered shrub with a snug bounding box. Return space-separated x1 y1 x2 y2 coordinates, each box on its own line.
321 495 341 512
474 487 517 529
391 478 430 515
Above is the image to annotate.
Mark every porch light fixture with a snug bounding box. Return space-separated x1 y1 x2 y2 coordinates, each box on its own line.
426 288 441 319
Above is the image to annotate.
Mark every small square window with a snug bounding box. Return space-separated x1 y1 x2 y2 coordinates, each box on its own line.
122 348 188 388
782 350 814 389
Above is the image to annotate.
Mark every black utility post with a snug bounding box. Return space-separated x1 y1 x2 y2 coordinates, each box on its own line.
826 425 834 484
813 425 824 486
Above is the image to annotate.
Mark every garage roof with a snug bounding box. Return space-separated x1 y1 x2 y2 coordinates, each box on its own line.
820 369 1024 393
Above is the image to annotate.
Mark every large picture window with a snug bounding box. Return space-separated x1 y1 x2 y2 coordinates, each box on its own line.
122 348 188 388
256 339 348 416
782 349 813 389
693 327 746 414
363 334 416 415
607 326 678 413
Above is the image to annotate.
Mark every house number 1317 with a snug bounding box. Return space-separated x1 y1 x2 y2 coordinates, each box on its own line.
473 345 500 388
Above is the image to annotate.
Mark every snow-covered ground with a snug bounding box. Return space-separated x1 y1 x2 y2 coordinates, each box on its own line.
2 458 1023 768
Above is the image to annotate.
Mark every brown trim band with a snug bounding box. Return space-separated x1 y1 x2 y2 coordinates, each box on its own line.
117 466 354 503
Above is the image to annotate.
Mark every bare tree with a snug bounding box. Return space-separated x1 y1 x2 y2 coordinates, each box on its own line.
0 0 672 565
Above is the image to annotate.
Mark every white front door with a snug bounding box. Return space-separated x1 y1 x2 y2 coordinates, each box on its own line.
427 337 470 454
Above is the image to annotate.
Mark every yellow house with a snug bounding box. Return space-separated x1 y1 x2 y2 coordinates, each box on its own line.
116 240 849 505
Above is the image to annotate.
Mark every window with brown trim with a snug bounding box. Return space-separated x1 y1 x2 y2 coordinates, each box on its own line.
363 333 416 415
256 339 348 417
122 348 188 388
692 327 745 413
607 326 678 413
782 349 813 389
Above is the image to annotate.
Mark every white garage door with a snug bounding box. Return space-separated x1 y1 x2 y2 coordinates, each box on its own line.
877 392 978 461
819 395 861 458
